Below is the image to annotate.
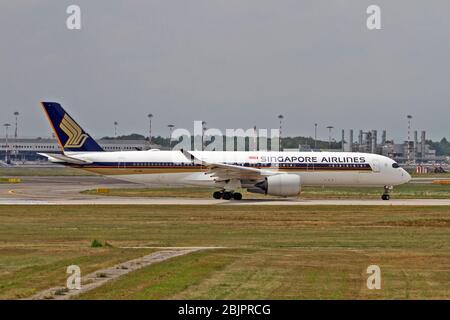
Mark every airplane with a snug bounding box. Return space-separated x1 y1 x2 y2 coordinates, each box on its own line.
39 102 411 201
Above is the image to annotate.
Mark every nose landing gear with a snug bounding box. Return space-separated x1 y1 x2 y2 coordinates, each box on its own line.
212 191 243 200
381 186 392 200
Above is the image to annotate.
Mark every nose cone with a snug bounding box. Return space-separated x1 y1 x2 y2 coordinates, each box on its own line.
401 168 412 183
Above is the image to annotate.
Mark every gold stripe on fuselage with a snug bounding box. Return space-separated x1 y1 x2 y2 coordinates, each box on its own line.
80 167 207 175
77 166 371 176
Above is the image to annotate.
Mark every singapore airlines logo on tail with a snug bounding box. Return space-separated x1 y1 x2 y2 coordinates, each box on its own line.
59 114 88 148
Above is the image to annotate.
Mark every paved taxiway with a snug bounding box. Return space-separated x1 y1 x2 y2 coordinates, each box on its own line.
1 176 450 206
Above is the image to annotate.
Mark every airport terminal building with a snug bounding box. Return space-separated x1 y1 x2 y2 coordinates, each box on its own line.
0 133 444 166
0 138 159 164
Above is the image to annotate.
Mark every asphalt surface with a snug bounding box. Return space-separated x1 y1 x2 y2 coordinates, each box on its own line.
2 176 450 206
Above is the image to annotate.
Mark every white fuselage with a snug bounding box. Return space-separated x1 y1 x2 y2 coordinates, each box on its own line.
63 150 411 188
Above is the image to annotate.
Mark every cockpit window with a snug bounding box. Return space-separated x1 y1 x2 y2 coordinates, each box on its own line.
392 163 400 168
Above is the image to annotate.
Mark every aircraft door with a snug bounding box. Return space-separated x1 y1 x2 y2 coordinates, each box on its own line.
118 156 126 169
371 159 380 173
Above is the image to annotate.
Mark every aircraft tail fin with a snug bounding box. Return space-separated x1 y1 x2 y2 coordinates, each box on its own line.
40 102 104 152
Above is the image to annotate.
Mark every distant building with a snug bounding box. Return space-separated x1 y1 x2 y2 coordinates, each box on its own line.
0 138 161 162
343 129 440 163
380 141 437 163
283 145 314 152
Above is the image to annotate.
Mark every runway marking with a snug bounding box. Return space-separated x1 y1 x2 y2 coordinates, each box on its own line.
25 248 205 300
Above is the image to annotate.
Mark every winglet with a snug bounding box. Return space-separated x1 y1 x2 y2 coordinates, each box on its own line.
180 149 204 165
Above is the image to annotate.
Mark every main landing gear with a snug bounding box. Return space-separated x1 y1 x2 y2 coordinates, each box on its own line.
381 186 392 201
213 191 242 200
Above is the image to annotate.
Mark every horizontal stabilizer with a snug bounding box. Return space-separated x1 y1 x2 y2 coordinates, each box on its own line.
38 153 92 165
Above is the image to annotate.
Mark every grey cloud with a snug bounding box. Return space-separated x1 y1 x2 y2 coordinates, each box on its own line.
1 1 449 142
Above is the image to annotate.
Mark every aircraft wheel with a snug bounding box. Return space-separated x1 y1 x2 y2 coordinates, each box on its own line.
233 192 242 200
381 194 390 201
213 191 223 199
222 192 233 200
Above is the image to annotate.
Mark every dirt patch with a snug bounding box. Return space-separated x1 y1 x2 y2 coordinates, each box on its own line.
376 219 450 228
25 249 201 300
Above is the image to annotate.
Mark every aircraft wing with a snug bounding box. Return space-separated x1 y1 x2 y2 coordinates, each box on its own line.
38 153 92 165
181 150 276 181
205 162 273 181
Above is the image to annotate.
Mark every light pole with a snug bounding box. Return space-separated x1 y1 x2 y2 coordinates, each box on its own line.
278 114 284 151
147 113 153 145
407 115 412 164
14 112 19 139
314 123 318 150
326 126 334 149
167 124 175 149
114 121 118 137
13 112 19 159
4 124 11 163
201 121 207 151
253 125 258 151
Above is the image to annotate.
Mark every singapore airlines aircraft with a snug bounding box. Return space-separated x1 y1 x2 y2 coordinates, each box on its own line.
39 102 411 200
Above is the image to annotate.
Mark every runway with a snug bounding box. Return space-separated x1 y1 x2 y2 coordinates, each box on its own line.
2 176 450 206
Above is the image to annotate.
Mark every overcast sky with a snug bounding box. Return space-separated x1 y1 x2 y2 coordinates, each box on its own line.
1 1 450 142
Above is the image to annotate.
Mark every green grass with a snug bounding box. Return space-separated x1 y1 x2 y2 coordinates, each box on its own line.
82 183 450 199
79 249 239 300
1 205 450 299
0 167 95 177
81 248 450 300
0 246 154 299
302 184 450 199
411 172 450 178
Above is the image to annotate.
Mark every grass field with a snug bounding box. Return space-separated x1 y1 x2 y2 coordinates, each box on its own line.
1 205 450 299
0 167 95 177
411 172 450 178
82 183 450 199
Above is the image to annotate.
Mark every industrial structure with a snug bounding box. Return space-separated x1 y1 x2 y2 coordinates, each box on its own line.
342 129 438 164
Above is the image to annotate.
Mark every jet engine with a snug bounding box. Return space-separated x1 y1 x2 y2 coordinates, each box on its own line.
251 174 301 197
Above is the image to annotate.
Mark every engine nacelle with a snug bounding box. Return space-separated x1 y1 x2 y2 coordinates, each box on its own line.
253 174 301 197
